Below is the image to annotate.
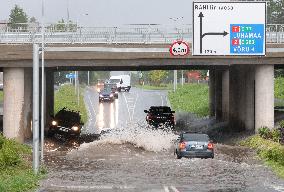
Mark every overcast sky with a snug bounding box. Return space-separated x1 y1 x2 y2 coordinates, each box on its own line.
0 0 193 26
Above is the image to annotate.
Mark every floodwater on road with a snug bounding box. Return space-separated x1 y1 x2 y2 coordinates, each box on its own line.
39 87 284 192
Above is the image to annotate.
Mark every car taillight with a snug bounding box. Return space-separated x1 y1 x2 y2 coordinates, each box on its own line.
179 142 186 149
208 143 214 150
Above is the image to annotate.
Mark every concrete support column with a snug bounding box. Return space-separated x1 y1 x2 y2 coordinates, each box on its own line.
3 68 25 143
23 68 33 140
215 70 223 121
255 65 274 131
209 70 215 117
45 69 54 130
222 69 229 121
244 66 255 131
229 65 244 131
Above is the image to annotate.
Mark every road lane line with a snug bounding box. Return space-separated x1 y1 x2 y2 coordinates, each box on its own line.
170 186 180 192
131 93 139 121
123 93 131 120
164 186 170 192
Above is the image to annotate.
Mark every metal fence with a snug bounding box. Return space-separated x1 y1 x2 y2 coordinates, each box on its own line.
0 23 283 44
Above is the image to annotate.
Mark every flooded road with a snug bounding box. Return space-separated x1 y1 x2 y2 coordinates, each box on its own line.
39 87 284 192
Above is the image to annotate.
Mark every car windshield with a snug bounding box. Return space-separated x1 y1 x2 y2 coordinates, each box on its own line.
182 134 209 142
109 79 120 83
150 107 171 113
102 88 112 93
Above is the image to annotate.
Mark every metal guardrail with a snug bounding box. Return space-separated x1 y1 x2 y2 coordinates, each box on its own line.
0 23 283 44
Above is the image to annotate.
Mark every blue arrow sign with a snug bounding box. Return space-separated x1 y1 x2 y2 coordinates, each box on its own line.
65 73 76 79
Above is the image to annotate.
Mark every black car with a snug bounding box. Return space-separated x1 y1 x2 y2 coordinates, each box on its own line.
48 108 83 139
104 83 118 99
144 106 175 128
99 87 115 102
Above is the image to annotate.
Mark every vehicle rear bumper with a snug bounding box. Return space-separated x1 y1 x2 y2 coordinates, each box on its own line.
179 150 214 158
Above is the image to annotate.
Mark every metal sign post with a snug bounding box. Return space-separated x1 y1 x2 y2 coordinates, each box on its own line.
33 44 40 174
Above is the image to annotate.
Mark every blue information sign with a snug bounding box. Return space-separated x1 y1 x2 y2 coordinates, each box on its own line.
230 24 264 55
65 73 76 79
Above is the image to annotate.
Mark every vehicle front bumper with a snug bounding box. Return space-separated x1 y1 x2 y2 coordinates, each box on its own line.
179 150 214 158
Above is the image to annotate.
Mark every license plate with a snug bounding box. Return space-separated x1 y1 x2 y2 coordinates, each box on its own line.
195 145 203 149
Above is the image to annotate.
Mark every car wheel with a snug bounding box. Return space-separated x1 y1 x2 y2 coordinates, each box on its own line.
175 150 182 159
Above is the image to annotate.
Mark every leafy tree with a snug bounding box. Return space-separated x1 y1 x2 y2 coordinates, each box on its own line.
48 19 77 32
267 0 284 24
149 70 168 86
29 17 37 23
8 5 28 29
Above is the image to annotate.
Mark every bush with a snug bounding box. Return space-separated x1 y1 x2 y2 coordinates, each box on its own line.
279 120 284 128
240 135 284 178
258 127 281 143
0 134 31 169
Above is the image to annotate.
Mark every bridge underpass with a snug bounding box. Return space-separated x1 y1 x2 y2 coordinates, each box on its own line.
0 60 280 143
0 24 283 143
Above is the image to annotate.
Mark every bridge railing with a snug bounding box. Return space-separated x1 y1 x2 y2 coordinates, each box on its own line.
0 23 283 44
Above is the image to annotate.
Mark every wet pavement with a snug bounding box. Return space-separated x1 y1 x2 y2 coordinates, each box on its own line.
39 87 284 192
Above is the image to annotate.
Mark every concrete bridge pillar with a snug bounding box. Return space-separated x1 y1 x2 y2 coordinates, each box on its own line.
45 69 54 130
222 69 229 121
209 70 215 117
215 70 223 121
23 68 33 140
3 68 25 143
255 65 274 131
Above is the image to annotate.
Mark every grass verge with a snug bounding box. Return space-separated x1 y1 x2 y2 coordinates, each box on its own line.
240 135 284 178
0 91 3 102
135 84 173 90
168 83 209 117
54 85 87 124
0 135 45 191
275 77 284 100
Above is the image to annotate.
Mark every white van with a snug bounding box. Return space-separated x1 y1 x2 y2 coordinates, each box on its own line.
109 75 131 92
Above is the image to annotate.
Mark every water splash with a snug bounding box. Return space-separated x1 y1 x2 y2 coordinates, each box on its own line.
74 122 178 153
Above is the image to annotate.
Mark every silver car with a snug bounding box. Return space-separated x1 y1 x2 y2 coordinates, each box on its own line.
174 133 214 159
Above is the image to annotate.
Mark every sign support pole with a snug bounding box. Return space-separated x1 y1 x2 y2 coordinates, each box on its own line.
33 44 40 174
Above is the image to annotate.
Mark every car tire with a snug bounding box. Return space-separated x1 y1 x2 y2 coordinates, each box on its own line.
175 150 182 159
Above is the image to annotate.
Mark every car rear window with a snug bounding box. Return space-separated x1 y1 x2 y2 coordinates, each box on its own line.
150 107 171 113
182 134 209 141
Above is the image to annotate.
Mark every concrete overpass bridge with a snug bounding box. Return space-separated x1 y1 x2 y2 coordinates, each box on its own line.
0 23 284 143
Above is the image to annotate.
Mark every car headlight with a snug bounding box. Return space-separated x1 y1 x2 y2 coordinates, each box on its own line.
51 120 57 126
99 94 103 97
71 126 80 132
110 94 114 97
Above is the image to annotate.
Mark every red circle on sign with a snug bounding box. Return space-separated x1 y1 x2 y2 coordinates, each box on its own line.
169 41 190 56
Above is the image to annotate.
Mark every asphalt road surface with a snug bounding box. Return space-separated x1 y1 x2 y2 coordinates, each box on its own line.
39 87 284 192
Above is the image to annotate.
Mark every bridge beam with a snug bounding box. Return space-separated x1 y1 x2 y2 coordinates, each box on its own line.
255 65 274 131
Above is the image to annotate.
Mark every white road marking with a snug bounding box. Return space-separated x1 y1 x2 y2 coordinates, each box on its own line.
170 186 180 192
49 184 135 190
270 185 284 192
123 93 131 120
161 95 164 106
164 186 170 192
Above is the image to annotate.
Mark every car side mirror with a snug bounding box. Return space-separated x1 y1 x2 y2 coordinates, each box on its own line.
144 110 148 113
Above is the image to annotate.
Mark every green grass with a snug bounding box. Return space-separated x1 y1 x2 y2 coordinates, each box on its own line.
135 84 173 90
240 135 284 178
0 135 45 192
275 77 284 100
168 83 209 117
0 91 3 102
54 85 87 123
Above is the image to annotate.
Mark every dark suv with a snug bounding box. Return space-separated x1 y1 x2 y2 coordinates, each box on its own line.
144 106 175 128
